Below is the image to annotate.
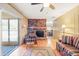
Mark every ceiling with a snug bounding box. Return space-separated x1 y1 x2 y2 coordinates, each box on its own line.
13 3 79 28
13 3 78 20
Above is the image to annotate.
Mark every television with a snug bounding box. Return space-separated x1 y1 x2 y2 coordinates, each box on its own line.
36 30 44 37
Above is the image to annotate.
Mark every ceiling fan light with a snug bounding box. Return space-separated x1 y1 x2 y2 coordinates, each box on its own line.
49 4 55 9
44 3 49 7
40 7 44 12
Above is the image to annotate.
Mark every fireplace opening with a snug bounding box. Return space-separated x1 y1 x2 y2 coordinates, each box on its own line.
36 30 44 37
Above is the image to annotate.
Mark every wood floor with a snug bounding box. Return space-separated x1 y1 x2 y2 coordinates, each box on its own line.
10 39 61 56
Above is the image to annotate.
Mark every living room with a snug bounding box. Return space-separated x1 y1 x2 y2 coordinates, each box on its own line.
0 3 79 56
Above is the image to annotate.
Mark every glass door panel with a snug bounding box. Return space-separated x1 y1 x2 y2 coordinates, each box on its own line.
2 20 8 42
2 31 8 42
2 20 8 30
10 20 18 31
10 19 19 45
10 31 18 42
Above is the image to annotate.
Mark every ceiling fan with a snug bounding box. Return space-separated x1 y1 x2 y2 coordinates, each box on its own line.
31 3 55 12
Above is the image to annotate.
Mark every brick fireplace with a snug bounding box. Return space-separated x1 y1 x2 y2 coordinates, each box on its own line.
28 19 47 39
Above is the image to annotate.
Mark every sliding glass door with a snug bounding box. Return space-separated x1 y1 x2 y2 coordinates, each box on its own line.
10 19 19 45
1 19 19 46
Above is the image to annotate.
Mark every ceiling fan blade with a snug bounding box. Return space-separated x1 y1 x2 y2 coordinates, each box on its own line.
49 4 55 9
40 7 44 12
31 3 42 5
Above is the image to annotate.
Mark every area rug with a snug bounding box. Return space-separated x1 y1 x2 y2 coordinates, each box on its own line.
24 47 54 56
1 46 18 56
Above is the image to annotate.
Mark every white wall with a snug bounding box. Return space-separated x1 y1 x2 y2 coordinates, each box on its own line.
0 3 23 18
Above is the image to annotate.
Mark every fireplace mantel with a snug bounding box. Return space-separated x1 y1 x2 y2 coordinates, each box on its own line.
28 27 47 30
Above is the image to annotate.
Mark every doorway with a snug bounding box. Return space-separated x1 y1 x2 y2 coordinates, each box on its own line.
1 18 19 56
